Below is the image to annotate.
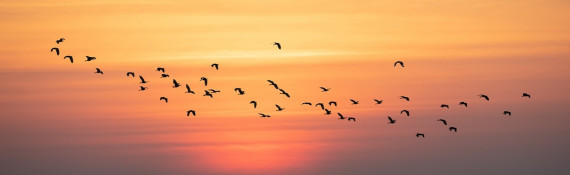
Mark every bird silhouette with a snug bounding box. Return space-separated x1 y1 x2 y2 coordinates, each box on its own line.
156 67 165 73
320 87 330 92
394 61 404 67
401 110 410 116
184 84 195 94
275 104 284 111
139 75 148 84
200 77 208 86
139 86 148 91
172 79 181 88
416 133 425 138
63 55 73 63
441 104 450 108
85 56 96 62
250 101 257 108
160 97 168 103
449 127 457 132
329 101 337 106
51 47 59 55
374 99 383 104
279 89 290 98
273 42 281 50
388 116 396 124
324 109 332 115
337 113 346 120
95 68 103 74
350 99 359 105
208 89 221 93
315 103 325 110
56 38 65 44
187 110 196 116
348 117 356 122
267 80 279 89
503 111 511 116
437 119 447 125
203 90 213 98
234 88 245 95
259 113 271 118
400 96 410 101
459 101 468 107
126 72 135 77
522 93 531 98
302 102 312 106
479 94 490 101
211 63 219 70
160 74 170 78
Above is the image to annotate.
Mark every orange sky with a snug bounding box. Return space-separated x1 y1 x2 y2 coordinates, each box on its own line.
1 0 570 174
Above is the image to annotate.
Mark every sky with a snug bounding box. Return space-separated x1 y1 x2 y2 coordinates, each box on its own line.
1 0 570 174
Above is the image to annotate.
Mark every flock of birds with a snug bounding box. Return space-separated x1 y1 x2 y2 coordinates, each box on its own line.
50 38 532 138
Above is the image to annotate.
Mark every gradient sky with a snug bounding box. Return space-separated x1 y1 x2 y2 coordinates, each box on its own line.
1 0 570 174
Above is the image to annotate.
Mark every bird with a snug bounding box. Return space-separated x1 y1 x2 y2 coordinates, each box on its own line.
172 79 181 88
203 90 213 98
437 119 447 125
159 97 168 103
348 117 356 122
139 75 148 84
400 110 410 116
329 101 337 106
441 104 450 108
184 84 195 94
211 63 219 70
85 56 96 62
208 89 221 93
337 113 346 120
503 111 511 116
394 61 404 67
63 55 73 63
95 68 103 74
522 93 531 98
459 101 468 107
416 133 425 138
315 103 325 110
56 38 65 44
374 99 383 104
301 102 312 106
350 99 359 105
273 42 281 50
250 101 257 108
479 94 490 101
388 116 396 124
279 89 290 98
234 88 245 95
320 87 330 92
200 77 208 86
259 113 271 118
50 47 59 55
186 110 196 116
400 96 410 101
156 67 165 73
267 80 279 89
126 72 135 77
324 109 332 115
449 127 457 132
160 74 170 78
275 104 284 111
139 86 148 91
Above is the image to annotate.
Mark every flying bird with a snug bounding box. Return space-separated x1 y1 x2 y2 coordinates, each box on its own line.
172 79 181 88
51 47 59 55
400 96 410 101
329 101 337 106
449 127 457 132
234 88 245 95
400 110 410 116
348 117 356 122
337 113 346 120
437 119 447 125
459 101 468 107
324 109 331 115
388 116 396 124
126 72 135 77
441 104 450 108
250 101 257 108
85 56 96 62
63 55 73 63
139 75 148 84
273 42 281 50
479 94 490 101
160 74 170 78
259 113 271 118
156 67 165 73
267 80 279 89
186 110 196 116
203 90 213 98
522 93 531 98
416 133 425 138
200 77 208 86
139 86 148 91
185 84 195 94
350 99 359 105
503 111 511 116
95 68 103 74
374 99 383 104
320 87 330 92
394 61 404 67
301 102 312 106
275 104 284 111
279 89 290 98
56 38 65 44
211 63 219 70
315 103 325 110
159 97 168 103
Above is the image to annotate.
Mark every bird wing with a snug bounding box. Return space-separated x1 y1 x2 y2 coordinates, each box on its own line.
173 79 178 84
139 76 145 82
